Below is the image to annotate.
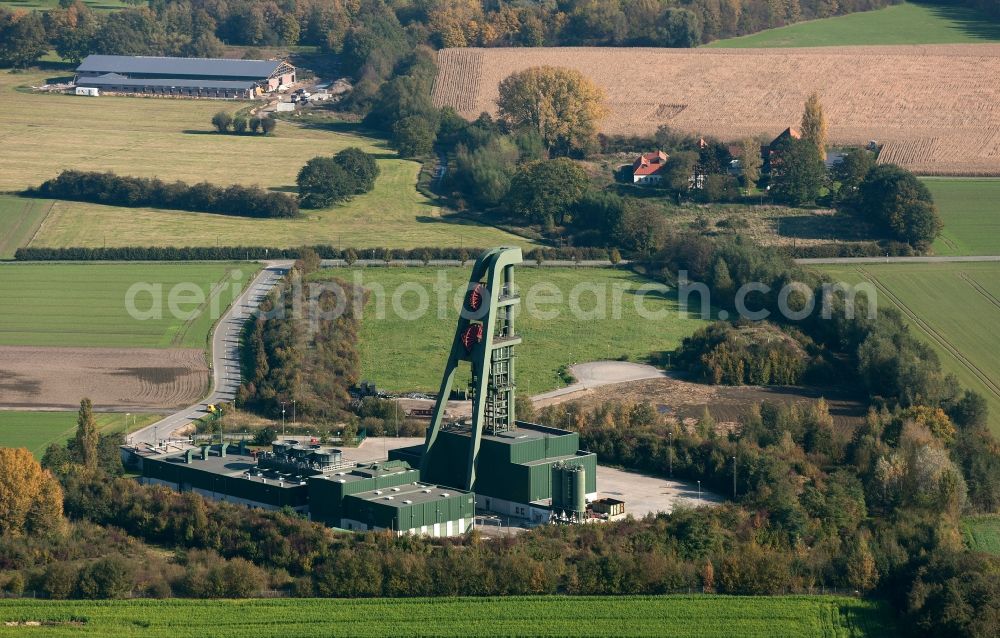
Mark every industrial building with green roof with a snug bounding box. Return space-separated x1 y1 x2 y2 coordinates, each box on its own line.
136 444 474 537
390 421 596 523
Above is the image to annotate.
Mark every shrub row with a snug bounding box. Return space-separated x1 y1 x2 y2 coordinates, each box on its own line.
781 241 916 259
27 170 298 219
15 246 619 262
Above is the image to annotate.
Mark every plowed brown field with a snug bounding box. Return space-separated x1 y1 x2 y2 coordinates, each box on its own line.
433 45 1000 175
0 346 207 410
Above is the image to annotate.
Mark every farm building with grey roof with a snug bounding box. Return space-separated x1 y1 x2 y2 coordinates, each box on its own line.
75 55 295 99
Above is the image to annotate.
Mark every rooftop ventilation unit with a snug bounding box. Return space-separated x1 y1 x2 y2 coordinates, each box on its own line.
385 496 393 500
391 487 400 492
441 493 450 497
403 500 413 504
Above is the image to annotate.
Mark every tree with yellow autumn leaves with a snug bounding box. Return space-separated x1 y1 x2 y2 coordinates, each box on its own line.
497 66 608 156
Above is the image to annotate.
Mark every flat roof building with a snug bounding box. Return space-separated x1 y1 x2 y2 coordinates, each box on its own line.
74 55 296 99
134 443 474 537
309 461 475 536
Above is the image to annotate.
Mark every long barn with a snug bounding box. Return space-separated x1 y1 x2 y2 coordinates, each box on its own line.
74 55 296 99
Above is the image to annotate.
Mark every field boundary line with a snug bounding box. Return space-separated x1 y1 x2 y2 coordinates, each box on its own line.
24 199 56 249
959 272 1000 313
169 268 240 348
858 267 1000 399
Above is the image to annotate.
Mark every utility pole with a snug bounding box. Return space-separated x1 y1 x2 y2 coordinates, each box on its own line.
732 455 737 500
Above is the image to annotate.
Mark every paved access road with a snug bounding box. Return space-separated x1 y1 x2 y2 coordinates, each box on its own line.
531 361 668 404
129 261 292 446
796 255 1000 265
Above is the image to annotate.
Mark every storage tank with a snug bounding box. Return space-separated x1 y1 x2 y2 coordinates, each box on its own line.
290 445 312 459
310 449 342 468
568 464 586 518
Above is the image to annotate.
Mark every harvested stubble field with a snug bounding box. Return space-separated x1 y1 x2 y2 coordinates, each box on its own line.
434 45 1000 176
0 346 208 410
0 595 896 637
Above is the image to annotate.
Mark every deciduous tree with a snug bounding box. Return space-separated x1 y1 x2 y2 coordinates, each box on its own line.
497 66 608 156
297 157 357 208
739 138 762 188
508 158 589 226
0 447 65 536
211 111 233 133
801 92 828 160
74 397 99 469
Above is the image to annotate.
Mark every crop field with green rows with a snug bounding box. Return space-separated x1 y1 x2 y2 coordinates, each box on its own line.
0 595 897 637
0 262 255 349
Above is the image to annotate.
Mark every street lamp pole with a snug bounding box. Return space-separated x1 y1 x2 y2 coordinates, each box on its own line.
281 402 287 438
668 430 673 478
292 400 296 425
697 480 701 505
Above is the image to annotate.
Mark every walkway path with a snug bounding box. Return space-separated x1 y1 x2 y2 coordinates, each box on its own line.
128 261 292 446
531 361 669 405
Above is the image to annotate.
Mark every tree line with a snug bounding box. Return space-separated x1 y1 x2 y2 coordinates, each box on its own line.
211 111 276 135
0 0 927 69
237 257 362 422
15 245 616 262
0 386 995 637
28 170 299 218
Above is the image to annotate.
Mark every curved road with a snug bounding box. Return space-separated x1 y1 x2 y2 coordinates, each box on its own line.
128 261 292 446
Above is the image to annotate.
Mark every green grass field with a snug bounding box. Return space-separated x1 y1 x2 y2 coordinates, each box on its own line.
707 2 1000 47
314 267 712 394
925 179 1000 256
818 262 1000 435
0 194 50 259
0 71 527 251
0 262 256 348
963 515 1000 555
0 595 897 637
0 411 158 457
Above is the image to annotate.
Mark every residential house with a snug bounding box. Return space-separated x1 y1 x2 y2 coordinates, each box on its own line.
632 151 669 184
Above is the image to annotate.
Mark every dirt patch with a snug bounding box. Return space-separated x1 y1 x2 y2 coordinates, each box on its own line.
537 376 866 430
0 346 208 410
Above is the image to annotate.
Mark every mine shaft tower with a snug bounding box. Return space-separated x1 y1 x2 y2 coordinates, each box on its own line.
420 247 523 490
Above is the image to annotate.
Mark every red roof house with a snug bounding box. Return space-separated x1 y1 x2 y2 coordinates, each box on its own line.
632 150 669 184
